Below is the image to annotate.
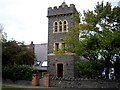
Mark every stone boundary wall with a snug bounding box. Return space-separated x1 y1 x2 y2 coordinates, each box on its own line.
2 79 31 86
50 77 120 88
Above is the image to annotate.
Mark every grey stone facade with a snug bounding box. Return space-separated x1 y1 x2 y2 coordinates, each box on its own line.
47 2 78 79
49 78 120 88
48 55 75 78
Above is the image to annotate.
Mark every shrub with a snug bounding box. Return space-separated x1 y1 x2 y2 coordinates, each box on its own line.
2 65 37 81
75 60 104 79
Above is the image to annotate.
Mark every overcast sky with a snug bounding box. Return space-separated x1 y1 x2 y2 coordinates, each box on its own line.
0 0 119 44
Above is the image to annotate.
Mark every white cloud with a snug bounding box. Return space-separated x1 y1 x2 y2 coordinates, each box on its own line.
0 0 119 44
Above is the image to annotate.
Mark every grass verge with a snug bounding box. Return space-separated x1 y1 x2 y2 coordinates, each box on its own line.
1 86 23 90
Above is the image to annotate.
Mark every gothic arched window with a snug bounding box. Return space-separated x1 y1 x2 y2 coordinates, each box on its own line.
54 21 58 32
63 21 67 31
63 20 68 32
53 20 68 33
59 21 62 32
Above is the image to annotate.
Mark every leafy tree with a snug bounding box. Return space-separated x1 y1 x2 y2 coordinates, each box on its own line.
75 60 105 79
0 24 7 43
63 12 80 53
2 40 35 66
64 2 120 79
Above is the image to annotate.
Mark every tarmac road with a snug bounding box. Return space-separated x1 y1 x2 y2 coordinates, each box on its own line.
23 88 118 90
2 84 119 90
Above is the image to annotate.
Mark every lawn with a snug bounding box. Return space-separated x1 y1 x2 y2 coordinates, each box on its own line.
1 86 23 90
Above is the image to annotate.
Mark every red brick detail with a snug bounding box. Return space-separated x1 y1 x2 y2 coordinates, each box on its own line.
31 74 39 86
44 74 49 87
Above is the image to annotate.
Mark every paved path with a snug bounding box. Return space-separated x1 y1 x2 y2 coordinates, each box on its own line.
2 83 118 90
2 83 47 89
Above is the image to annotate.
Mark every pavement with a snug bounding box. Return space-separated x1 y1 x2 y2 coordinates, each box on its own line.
2 83 119 90
2 83 54 89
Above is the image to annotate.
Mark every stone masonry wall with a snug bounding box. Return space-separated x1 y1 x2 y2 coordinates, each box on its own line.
48 55 75 78
50 78 120 88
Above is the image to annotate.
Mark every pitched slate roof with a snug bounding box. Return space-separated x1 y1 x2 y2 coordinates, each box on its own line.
33 43 48 70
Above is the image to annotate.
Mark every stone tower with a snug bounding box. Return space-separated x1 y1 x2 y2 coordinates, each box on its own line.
47 2 78 79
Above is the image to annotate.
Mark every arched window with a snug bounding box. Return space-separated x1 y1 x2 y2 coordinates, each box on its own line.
54 22 58 32
63 20 68 32
59 21 62 32
63 21 67 31
53 20 68 33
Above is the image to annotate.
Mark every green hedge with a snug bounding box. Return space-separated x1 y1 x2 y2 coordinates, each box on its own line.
2 65 37 81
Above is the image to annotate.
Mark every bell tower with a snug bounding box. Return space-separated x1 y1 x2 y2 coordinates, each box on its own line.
47 2 78 79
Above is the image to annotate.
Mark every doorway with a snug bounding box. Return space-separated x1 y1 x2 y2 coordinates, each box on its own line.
57 64 63 78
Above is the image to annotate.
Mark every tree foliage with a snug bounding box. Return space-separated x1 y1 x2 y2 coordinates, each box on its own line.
75 60 105 79
63 12 80 53
64 2 120 79
2 64 37 81
2 40 35 66
0 24 7 43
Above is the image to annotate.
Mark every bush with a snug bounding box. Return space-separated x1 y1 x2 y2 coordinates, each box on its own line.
75 60 104 79
2 65 37 81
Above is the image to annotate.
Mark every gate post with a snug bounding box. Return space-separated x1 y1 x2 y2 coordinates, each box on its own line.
44 74 49 87
31 74 39 86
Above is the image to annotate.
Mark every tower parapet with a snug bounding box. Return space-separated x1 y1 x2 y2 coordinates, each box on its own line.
47 2 77 17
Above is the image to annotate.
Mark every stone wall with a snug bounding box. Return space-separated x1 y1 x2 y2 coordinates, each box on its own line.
2 79 31 86
49 77 120 88
48 55 76 78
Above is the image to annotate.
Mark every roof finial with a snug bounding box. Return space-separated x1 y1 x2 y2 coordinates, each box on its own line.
61 0 67 7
